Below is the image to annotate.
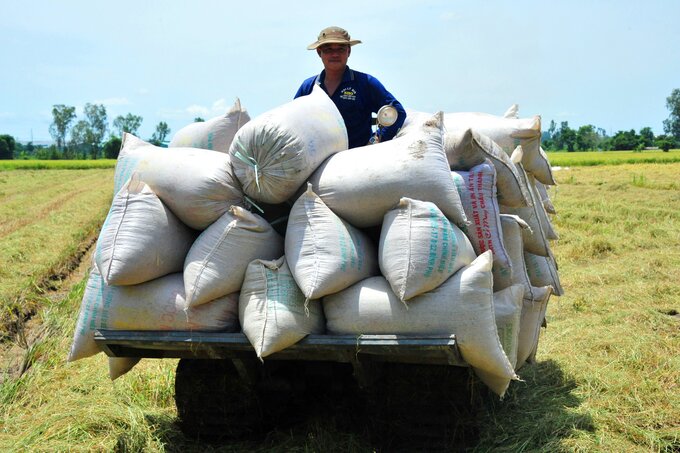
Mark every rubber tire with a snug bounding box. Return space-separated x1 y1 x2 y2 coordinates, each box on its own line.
365 363 478 452
174 359 262 441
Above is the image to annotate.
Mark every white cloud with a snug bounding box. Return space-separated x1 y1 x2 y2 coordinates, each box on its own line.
186 104 210 117
184 98 233 118
137 88 150 95
210 98 229 114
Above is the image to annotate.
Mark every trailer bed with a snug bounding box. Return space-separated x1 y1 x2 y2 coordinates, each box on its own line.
94 330 468 367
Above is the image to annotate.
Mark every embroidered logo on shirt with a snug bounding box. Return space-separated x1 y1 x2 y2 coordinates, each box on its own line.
339 87 357 101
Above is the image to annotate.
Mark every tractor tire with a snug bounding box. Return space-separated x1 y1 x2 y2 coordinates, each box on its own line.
174 359 262 441
365 363 479 452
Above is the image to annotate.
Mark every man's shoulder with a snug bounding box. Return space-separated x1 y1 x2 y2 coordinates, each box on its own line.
348 69 382 87
297 74 320 95
301 74 318 85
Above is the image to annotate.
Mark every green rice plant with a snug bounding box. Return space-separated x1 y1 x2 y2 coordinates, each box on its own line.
0 160 117 170
547 149 680 167
631 173 647 187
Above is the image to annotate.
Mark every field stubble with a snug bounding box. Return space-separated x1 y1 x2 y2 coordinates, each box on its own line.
0 169 114 338
0 162 678 451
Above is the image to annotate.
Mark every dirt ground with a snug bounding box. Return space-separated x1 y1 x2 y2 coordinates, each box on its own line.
0 237 96 384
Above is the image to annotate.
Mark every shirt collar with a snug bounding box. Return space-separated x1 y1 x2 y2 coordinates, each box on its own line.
318 66 354 86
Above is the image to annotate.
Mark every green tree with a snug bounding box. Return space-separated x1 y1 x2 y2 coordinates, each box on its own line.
112 113 143 138
83 103 108 159
103 137 123 159
610 129 639 150
655 134 676 152
576 125 599 151
0 134 16 159
25 141 35 157
663 88 680 140
541 119 557 150
48 105 77 152
149 121 171 146
558 121 577 152
69 120 90 158
193 117 205 122
638 127 655 148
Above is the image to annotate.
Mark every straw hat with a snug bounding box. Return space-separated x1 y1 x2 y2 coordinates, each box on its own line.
307 26 362 50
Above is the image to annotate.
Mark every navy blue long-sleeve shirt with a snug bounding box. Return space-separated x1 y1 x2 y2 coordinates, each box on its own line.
295 66 406 149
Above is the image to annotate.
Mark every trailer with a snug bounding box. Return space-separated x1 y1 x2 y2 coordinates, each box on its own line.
95 329 473 443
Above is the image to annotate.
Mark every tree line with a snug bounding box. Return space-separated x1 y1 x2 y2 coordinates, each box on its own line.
1 103 180 160
1 89 680 160
541 121 676 152
535 88 680 153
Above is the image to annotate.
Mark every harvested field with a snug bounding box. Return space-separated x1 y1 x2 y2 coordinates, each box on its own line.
0 162 678 452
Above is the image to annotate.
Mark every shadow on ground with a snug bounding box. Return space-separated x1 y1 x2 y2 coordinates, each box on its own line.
473 359 596 452
114 359 594 453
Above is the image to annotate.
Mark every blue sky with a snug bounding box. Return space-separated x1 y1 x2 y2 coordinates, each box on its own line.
1 0 679 144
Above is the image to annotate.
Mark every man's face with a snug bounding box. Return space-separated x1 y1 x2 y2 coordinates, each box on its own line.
317 44 350 71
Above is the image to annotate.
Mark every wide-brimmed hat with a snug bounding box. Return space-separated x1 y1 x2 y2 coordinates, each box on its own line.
307 26 362 50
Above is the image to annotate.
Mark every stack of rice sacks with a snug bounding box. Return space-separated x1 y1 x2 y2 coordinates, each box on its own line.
68 90 563 397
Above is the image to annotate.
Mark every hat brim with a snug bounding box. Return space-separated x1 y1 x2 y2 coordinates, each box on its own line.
307 39 362 50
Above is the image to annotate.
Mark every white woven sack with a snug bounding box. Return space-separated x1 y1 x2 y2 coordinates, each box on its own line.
534 177 557 214
169 98 250 153
309 112 467 228
114 133 244 230
524 250 564 296
229 85 348 204
445 129 532 208
500 164 552 257
494 214 534 298
394 109 435 137
323 251 518 397
451 161 512 281
108 357 141 380
95 177 195 286
285 184 378 300
503 104 519 119
239 257 325 358
68 267 239 362
474 284 524 395
536 146 557 187
184 206 283 307
516 285 552 370
379 197 476 301
398 109 555 186
492 284 524 369
527 173 559 241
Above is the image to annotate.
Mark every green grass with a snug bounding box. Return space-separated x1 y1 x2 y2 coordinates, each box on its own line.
547 149 680 167
0 163 679 451
476 163 680 452
0 160 117 170
0 169 114 338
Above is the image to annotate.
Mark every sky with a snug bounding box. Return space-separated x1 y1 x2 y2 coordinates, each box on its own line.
1 0 679 144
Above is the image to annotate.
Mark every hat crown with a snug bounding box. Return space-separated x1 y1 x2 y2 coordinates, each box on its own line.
307 26 361 49
319 26 350 41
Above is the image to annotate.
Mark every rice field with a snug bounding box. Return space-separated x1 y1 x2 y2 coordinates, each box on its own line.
546 149 680 167
0 168 114 338
0 160 117 171
0 160 678 451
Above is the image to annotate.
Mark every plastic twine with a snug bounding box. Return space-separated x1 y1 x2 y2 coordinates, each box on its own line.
232 140 261 193
243 195 264 214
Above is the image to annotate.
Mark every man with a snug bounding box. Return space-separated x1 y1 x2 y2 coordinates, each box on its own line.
295 26 406 149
